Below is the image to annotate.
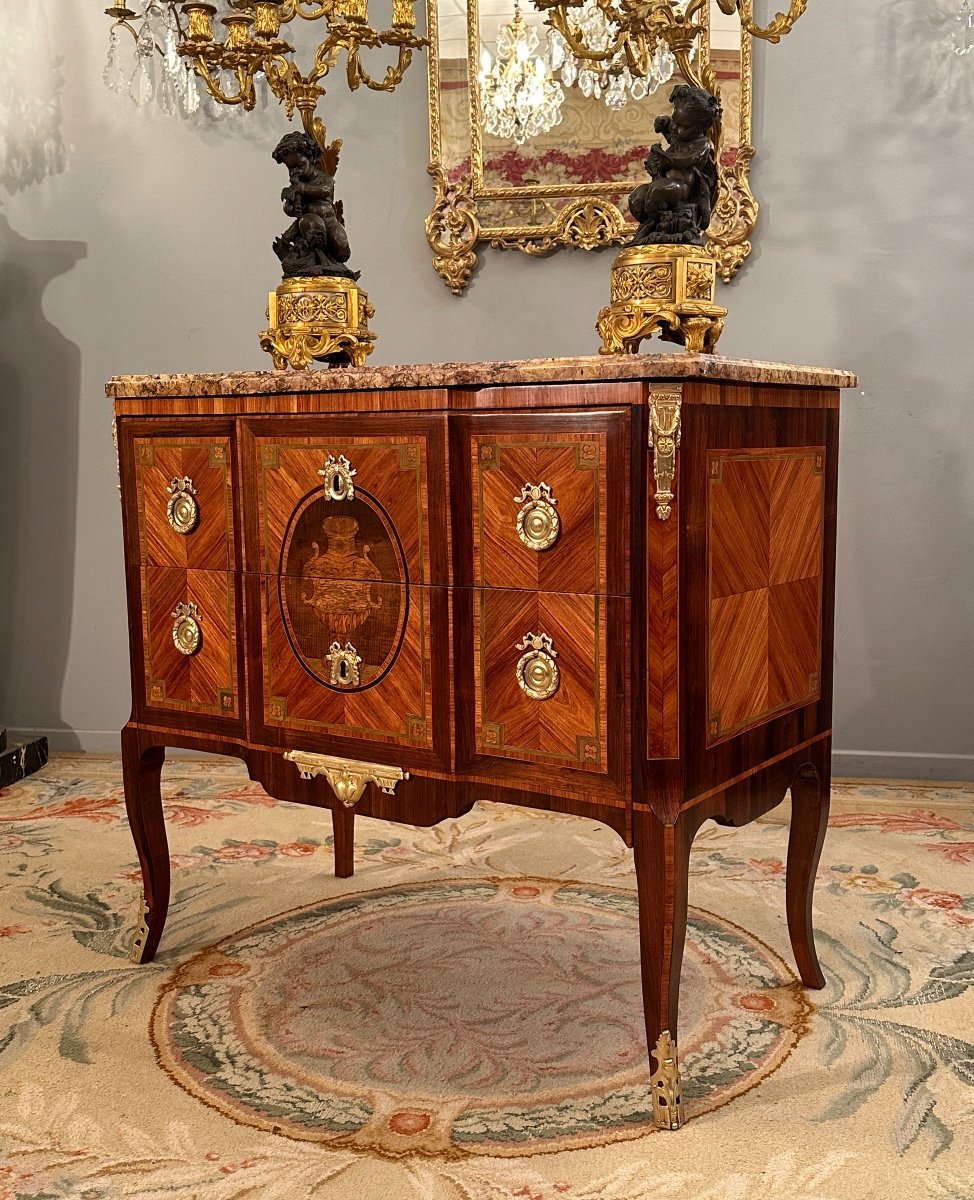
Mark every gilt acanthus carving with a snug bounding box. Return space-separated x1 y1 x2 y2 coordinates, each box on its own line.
706 144 758 283
426 165 481 295
490 199 629 260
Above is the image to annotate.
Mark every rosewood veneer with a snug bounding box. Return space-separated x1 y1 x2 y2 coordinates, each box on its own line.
109 353 855 1128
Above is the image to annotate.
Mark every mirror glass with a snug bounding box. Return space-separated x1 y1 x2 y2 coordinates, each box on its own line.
427 1 753 293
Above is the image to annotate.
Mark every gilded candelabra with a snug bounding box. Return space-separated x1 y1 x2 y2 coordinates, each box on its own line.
103 1 427 368
105 1 426 131
533 0 807 96
555 0 809 357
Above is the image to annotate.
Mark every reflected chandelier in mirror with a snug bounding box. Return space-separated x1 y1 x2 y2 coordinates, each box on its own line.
427 0 756 294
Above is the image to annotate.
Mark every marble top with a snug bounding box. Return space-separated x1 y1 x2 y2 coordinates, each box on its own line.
106 354 857 398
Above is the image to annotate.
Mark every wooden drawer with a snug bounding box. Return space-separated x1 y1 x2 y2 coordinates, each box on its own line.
462 409 629 595
139 566 240 721
253 574 449 769
134 436 233 569
244 417 447 586
470 588 611 774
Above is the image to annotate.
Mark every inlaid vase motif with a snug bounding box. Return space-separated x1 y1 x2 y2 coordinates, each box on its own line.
301 516 382 636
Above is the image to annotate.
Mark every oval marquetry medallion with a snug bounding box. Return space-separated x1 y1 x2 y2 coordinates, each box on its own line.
279 491 408 691
152 879 810 1158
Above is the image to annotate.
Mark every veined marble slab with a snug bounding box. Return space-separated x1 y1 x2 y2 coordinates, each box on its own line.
108 353 857 399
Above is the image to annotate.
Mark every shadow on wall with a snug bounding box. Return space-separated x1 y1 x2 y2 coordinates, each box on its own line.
886 0 974 133
0 216 86 746
0 0 67 194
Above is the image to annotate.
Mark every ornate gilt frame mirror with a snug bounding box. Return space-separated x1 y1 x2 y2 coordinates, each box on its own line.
426 1 754 294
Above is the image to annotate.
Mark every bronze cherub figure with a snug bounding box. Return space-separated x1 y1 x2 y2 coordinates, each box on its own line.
629 84 721 246
597 84 727 356
271 131 360 281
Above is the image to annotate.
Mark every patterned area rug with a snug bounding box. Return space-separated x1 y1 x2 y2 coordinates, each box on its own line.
1 757 973 1199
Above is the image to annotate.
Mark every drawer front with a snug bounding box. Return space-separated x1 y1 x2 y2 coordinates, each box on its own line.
473 588 608 774
247 418 446 587
465 410 628 595
140 566 240 720
134 437 233 569
256 574 447 765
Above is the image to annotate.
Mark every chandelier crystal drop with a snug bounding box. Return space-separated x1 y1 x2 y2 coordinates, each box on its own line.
533 0 809 108
478 2 565 146
103 3 227 120
547 0 692 110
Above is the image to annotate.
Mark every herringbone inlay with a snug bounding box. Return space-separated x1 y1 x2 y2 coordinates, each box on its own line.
473 434 606 595
707 449 824 743
262 577 434 751
142 565 237 716
474 588 606 771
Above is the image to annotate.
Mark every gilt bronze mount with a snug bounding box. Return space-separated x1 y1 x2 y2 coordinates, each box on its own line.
598 243 726 354
650 1030 685 1129
515 632 561 702
131 892 152 964
283 749 410 808
261 274 376 369
648 385 683 520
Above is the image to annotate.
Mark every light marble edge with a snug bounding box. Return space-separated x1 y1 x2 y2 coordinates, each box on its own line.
106 353 858 398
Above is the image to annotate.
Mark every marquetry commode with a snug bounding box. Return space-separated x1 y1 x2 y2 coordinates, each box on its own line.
109 353 855 1129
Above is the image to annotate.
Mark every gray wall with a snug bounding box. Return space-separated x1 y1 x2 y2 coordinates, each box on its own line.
1 0 972 778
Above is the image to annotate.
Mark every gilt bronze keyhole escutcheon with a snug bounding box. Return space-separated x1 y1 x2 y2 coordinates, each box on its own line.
326 640 363 688
319 454 357 502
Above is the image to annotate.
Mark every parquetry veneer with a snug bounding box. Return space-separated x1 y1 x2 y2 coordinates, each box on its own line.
110 355 855 1129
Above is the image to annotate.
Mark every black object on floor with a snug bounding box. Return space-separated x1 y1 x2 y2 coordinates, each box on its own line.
0 726 49 789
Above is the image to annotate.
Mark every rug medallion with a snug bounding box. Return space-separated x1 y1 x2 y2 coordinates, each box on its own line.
151 876 810 1157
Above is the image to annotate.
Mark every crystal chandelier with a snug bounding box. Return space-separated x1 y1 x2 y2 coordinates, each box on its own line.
547 2 691 110
951 0 974 55
478 1 565 146
103 1 427 140
533 0 809 98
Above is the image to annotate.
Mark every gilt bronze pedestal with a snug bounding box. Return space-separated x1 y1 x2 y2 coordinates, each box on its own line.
598 244 727 356
260 276 376 370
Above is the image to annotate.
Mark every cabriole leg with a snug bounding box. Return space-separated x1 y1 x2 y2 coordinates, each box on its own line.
786 747 832 989
633 806 695 1129
121 727 169 964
